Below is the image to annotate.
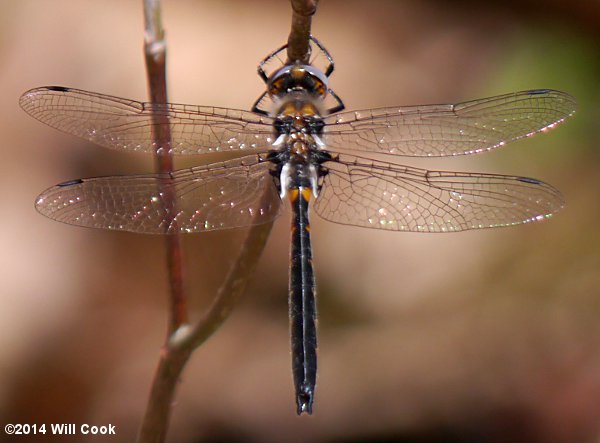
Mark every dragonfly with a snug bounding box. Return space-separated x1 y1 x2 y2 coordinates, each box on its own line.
20 36 576 415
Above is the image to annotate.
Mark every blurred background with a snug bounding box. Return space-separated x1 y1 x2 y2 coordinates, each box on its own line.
2 0 599 442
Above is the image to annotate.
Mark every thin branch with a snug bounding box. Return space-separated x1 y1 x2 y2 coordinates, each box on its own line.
287 0 318 63
137 347 191 443
138 1 188 441
138 1 316 440
143 0 188 331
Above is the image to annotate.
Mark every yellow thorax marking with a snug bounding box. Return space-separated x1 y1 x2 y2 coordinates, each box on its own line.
287 187 313 203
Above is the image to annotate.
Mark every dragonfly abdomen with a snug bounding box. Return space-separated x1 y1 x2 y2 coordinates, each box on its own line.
288 187 317 414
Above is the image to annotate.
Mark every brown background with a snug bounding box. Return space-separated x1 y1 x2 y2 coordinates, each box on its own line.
1 0 599 442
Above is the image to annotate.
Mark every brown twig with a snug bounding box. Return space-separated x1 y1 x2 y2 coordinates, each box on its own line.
138 1 189 441
143 0 188 332
137 347 191 443
137 1 316 441
287 0 318 63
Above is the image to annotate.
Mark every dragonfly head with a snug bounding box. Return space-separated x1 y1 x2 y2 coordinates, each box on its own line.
267 63 329 100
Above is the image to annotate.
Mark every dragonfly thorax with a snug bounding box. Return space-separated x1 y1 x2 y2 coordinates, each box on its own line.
270 114 331 199
272 95 326 153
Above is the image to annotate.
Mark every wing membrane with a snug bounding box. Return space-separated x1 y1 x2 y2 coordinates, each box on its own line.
323 89 576 156
314 153 564 232
20 87 275 155
35 155 281 234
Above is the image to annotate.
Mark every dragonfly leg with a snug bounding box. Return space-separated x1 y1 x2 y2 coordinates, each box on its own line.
257 43 289 84
251 91 271 115
325 87 345 114
309 36 335 77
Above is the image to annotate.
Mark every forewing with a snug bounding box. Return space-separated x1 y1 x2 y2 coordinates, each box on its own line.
323 89 576 156
20 87 275 155
35 155 282 234
314 153 564 232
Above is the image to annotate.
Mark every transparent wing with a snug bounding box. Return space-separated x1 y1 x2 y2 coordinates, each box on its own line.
20 87 275 155
35 155 282 234
314 153 564 232
323 89 576 156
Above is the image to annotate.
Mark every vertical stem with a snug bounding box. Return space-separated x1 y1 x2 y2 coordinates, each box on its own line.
137 347 191 443
143 0 188 331
138 2 190 442
138 1 318 440
287 0 318 64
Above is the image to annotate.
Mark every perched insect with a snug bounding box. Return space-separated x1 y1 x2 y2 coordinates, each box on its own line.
21 36 576 414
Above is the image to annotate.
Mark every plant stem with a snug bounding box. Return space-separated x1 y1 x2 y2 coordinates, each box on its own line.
143 0 188 331
287 0 318 64
137 1 318 441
